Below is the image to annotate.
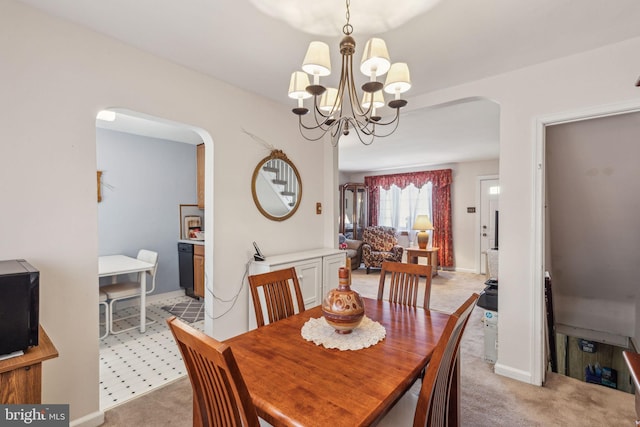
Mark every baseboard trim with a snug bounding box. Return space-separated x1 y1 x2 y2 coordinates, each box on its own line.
451 267 477 273
147 289 186 303
70 410 104 427
494 363 537 385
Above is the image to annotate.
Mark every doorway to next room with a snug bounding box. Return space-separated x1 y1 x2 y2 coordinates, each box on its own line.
96 109 209 410
544 110 640 394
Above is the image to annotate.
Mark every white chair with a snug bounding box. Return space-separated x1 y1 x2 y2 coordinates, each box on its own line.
98 291 109 339
102 249 158 334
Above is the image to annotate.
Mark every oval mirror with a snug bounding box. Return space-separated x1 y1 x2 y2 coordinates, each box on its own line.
252 150 302 221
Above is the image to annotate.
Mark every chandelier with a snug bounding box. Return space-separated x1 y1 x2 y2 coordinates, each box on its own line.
288 0 411 146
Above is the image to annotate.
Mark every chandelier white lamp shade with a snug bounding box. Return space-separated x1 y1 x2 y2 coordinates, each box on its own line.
288 0 411 146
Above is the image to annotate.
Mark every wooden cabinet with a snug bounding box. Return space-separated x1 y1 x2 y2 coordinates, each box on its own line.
248 249 346 330
196 143 205 209
193 244 204 298
322 252 347 297
0 326 58 404
340 183 368 240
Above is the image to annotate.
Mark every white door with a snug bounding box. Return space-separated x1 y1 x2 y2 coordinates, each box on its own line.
479 178 500 274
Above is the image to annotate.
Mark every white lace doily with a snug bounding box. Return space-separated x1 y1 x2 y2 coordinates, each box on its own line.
301 316 386 351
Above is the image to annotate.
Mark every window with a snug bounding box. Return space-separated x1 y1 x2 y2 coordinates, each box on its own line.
378 182 433 232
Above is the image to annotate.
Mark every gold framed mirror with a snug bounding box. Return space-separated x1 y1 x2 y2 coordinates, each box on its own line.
251 149 302 221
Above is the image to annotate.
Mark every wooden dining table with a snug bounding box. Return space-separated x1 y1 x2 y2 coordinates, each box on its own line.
225 297 452 427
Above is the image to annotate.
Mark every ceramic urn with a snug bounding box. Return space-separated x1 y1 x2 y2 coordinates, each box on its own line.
322 267 365 334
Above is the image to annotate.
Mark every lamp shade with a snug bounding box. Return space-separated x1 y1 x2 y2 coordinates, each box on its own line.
320 87 341 113
360 38 391 77
361 90 385 109
302 41 331 76
412 215 433 231
288 71 312 99
384 62 411 94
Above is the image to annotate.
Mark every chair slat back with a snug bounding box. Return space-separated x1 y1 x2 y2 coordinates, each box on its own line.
137 249 158 293
167 316 260 427
414 293 479 427
248 267 305 328
378 262 433 308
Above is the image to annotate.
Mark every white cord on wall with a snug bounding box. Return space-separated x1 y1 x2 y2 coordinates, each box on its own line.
209 259 252 320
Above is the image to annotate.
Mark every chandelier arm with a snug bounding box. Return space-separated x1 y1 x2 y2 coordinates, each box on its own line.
349 113 378 136
309 96 333 128
298 118 332 132
348 119 376 145
334 54 349 120
366 114 402 138
298 103 334 133
367 108 401 127
298 118 333 142
347 54 369 118
349 109 402 139
332 119 344 138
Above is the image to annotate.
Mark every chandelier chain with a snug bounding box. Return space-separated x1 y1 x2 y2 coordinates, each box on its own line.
343 0 353 35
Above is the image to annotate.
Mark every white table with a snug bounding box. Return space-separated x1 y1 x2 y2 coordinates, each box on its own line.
99 255 155 333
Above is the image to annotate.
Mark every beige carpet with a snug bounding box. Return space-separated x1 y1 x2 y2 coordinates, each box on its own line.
102 269 635 426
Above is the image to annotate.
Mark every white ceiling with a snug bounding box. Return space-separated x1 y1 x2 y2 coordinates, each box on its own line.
20 0 640 171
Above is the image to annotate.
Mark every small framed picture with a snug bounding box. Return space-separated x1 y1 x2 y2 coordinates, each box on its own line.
183 216 201 240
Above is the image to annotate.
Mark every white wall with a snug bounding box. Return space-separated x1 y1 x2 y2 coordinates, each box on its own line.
408 36 640 384
343 159 499 272
0 1 332 424
96 129 197 295
450 160 499 271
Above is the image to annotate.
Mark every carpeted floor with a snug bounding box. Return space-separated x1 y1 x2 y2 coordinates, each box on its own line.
102 268 635 426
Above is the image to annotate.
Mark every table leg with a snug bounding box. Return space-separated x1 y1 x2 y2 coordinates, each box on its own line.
140 272 146 333
431 251 438 276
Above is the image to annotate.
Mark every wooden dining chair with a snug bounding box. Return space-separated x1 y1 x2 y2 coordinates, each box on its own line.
248 267 305 328
378 293 479 427
167 316 269 427
378 261 433 309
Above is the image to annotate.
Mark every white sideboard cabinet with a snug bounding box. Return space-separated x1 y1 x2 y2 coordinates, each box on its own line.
248 248 346 330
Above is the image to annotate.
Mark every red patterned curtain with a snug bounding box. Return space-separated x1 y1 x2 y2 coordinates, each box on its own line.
364 169 453 267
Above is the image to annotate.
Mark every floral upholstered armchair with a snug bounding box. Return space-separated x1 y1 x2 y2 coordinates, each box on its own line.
361 226 404 274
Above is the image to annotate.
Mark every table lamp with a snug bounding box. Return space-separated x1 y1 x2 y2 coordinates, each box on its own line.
412 215 434 249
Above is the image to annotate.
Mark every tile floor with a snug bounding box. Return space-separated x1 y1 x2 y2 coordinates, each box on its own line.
99 294 204 411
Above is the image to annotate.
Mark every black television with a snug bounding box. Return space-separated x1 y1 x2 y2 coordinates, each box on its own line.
0 259 39 355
